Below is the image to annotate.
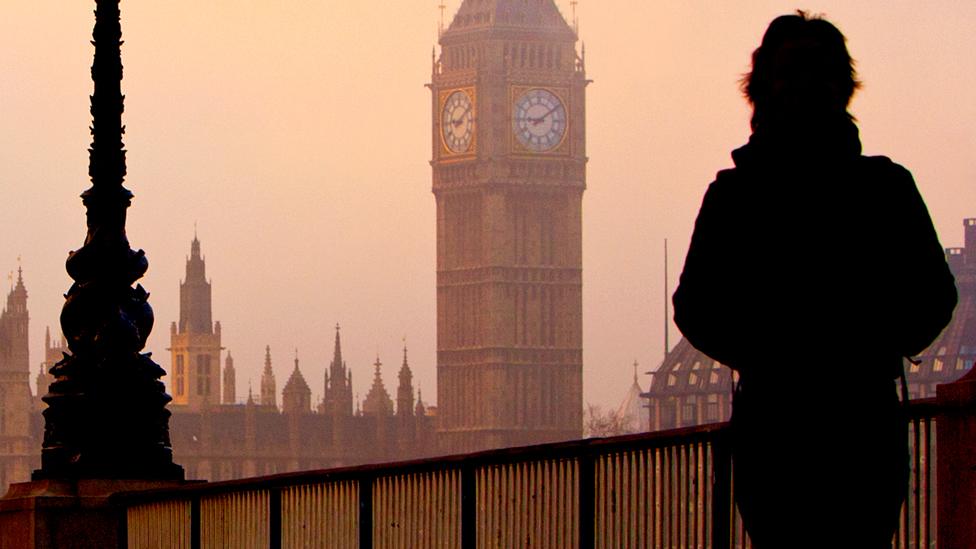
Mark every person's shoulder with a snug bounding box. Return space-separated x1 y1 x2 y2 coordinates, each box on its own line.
707 167 743 194
858 155 914 182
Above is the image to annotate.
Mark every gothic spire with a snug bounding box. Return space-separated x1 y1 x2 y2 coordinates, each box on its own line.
332 323 344 368
397 343 414 416
179 232 212 334
261 345 277 408
415 387 426 416
6 264 26 312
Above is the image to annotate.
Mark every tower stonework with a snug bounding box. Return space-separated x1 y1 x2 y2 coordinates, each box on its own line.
0 269 33 493
169 236 223 409
432 0 586 453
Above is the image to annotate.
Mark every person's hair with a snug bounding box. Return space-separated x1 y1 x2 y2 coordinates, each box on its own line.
742 11 861 130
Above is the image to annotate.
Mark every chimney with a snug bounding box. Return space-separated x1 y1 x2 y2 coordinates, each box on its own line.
965 218 976 267
946 248 965 277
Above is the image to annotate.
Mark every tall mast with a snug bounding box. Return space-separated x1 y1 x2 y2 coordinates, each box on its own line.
663 238 670 359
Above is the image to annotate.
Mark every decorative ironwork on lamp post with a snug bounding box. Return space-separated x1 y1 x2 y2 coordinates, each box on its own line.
34 0 183 480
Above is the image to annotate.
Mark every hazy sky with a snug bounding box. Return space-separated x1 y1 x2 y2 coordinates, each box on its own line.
1 1 973 411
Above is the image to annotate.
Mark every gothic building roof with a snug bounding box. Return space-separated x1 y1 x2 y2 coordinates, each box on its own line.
362 357 394 417
282 353 312 414
283 356 311 397
642 338 734 399
443 0 575 39
910 219 976 393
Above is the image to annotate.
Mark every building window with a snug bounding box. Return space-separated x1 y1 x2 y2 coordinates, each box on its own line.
688 372 698 385
662 397 677 428
909 361 920 374
667 374 677 387
709 371 719 384
933 359 944 372
682 396 697 423
705 394 720 422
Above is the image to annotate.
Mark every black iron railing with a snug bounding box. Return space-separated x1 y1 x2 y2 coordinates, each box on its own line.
116 399 943 548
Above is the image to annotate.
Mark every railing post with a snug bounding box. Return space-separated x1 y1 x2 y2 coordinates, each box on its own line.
117 504 128 549
359 477 373 549
711 430 732 549
461 465 477 548
578 452 595 549
936 370 976 549
191 497 201 549
269 488 282 549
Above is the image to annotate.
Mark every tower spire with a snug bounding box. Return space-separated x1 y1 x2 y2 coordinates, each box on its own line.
261 345 277 408
397 340 415 416
37 0 182 481
438 2 447 37
571 0 579 35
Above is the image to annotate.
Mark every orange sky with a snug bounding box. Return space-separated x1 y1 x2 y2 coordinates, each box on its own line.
1 1 973 411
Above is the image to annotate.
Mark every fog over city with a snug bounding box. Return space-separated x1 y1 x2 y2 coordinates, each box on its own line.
0 1 973 410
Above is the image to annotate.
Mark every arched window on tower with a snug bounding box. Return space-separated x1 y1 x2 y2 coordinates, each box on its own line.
196 354 212 396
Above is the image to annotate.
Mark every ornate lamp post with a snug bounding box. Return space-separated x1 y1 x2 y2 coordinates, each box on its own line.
33 0 183 481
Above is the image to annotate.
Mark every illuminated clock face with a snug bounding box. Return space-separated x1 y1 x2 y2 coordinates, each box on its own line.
441 90 475 153
513 88 567 152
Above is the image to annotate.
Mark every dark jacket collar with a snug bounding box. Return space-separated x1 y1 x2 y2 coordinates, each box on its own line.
731 116 862 170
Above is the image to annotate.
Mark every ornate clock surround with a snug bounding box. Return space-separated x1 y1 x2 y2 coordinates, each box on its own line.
510 85 571 156
439 87 478 157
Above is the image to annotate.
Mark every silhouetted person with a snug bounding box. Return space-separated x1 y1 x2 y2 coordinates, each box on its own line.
673 12 957 548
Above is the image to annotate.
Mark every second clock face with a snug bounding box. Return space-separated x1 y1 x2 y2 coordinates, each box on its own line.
441 90 475 154
513 88 567 152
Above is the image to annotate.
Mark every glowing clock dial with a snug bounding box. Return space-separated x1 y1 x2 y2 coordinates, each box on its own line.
441 90 475 153
513 88 567 152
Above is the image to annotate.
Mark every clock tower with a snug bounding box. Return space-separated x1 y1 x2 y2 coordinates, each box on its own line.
431 0 586 453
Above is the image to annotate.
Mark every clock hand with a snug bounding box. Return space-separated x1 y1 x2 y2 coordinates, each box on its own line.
529 105 561 126
452 104 473 127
